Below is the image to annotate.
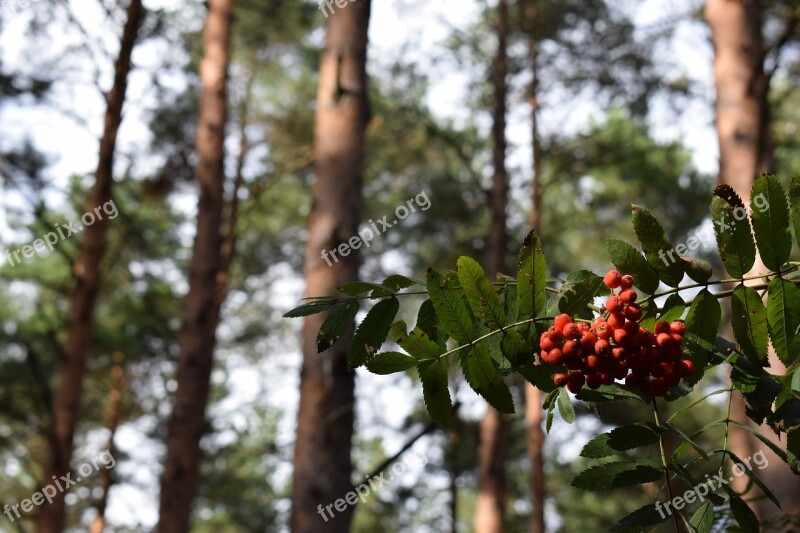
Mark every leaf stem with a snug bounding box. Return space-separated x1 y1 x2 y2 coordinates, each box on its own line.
653 399 680 533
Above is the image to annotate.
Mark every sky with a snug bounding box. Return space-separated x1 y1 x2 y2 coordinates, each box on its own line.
0 0 724 529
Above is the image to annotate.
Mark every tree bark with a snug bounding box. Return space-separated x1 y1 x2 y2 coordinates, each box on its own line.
290 2 371 532
707 0 800 519
476 2 509 532
36 2 144 530
525 4 546 532
156 1 233 531
89 359 126 533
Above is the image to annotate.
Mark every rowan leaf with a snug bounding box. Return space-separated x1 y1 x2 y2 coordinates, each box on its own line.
750 173 791 271
631 205 684 287
348 297 399 368
711 185 756 278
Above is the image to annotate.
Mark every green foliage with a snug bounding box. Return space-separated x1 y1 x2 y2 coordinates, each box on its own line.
287 172 800 530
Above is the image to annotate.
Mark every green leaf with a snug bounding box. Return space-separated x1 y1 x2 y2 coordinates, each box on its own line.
517 361 557 392
631 204 684 287
724 450 780 508
381 274 421 291
610 503 670 532
658 294 686 323
725 488 758 532
788 428 800 475
457 256 506 329
682 257 713 284
682 290 721 384
516 230 547 319
556 270 605 315
788 173 800 250
731 284 769 365
664 422 709 461
606 238 660 294
576 384 646 403
389 321 442 360
348 297 400 368
750 174 792 271
546 409 554 433
580 422 660 458
283 299 338 318
767 277 800 366
416 299 443 346
571 460 663 491
729 420 800 472
462 346 514 413
365 352 419 374
426 268 475 343
337 281 393 297
420 358 452 425
316 300 359 352
711 185 756 278
557 388 575 423
689 502 713 533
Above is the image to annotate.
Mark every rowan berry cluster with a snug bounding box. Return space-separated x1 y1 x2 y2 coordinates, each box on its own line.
539 269 695 396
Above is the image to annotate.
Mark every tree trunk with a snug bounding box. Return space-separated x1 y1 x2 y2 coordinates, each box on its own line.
525 4 546 532
156 1 233 530
707 0 770 194
290 2 371 532
89 360 126 533
476 2 509 532
707 0 800 519
36 2 144 530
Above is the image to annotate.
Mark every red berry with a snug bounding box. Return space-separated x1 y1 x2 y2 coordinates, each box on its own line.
606 295 624 314
566 372 585 394
607 312 625 329
577 322 590 332
553 373 568 387
603 269 622 289
595 339 611 356
601 372 615 385
549 348 564 365
670 332 684 346
586 354 600 369
586 374 602 389
619 289 637 304
620 274 634 290
540 336 556 352
623 303 643 322
595 323 613 340
670 321 686 336
613 328 628 345
654 321 670 335
562 340 580 357
547 326 564 343
656 332 672 348
554 314 571 330
579 331 598 350
612 347 626 360
679 359 695 377
563 323 581 340
623 320 640 335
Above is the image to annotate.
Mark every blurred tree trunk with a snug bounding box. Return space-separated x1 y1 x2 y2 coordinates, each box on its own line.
523 2 546 531
89 358 126 533
290 2 371 532
156 1 233 530
36 1 144 530
476 1 509 532
707 0 800 519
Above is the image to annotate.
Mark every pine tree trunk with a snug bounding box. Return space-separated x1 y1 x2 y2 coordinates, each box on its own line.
476 2 509 531
707 0 800 518
36 2 144 530
525 4 546 531
290 2 371 532
156 1 233 530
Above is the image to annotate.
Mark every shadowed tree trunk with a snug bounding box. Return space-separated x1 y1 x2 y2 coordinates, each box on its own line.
523 3 546 531
476 2 509 532
707 0 800 519
36 1 144 530
290 2 371 532
156 1 233 530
